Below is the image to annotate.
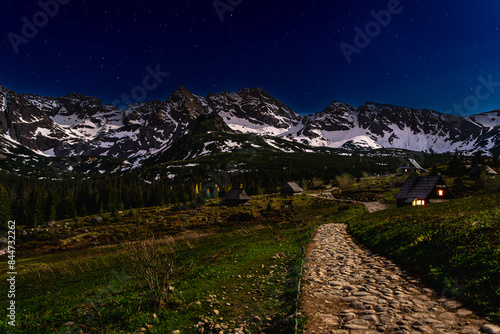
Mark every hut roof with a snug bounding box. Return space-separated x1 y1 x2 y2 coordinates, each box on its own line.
485 165 498 175
223 188 252 201
467 165 482 176
394 175 444 200
468 164 498 176
401 158 427 171
281 182 303 193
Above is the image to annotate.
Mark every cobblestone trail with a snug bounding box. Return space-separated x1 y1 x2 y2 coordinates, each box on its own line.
300 223 500 334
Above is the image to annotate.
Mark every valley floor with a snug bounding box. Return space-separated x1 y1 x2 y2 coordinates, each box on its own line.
300 223 500 333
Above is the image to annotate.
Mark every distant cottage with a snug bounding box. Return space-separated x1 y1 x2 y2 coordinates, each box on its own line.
399 159 427 175
485 165 498 176
395 175 451 207
280 182 303 196
467 165 498 178
223 188 252 206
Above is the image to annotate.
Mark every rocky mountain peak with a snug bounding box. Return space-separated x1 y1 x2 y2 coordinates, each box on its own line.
238 86 269 97
174 84 192 96
322 101 356 113
167 84 208 119
1 82 500 166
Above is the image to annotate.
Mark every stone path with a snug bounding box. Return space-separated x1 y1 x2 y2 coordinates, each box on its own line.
308 192 388 214
300 223 500 334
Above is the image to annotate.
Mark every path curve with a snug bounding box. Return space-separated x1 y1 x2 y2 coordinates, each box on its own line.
300 223 500 334
307 192 388 214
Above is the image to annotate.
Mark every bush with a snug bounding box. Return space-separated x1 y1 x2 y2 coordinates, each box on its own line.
336 173 354 189
125 235 175 310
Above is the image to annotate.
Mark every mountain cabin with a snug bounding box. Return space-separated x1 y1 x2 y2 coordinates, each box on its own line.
280 182 303 196
467 165 498 179
394 175 451 207
223 188 252 206
399 158 427 175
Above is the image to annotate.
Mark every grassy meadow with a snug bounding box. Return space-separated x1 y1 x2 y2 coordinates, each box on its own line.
0 195 362 333
2 170 500 332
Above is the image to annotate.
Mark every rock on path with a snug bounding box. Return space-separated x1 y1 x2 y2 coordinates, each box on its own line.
300 223 500 334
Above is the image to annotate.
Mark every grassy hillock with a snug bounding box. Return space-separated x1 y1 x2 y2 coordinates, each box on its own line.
349 193 500 322
0 195 362 333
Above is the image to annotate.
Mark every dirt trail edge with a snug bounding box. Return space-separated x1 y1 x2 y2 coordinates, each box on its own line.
299 223 500 334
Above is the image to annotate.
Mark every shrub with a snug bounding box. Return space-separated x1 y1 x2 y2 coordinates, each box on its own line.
336 173 354 189
125 235 175 310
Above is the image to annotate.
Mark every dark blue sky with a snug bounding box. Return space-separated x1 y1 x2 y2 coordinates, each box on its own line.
1 0 500 115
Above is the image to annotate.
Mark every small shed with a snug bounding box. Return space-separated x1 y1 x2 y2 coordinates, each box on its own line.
485 165 498 176
394 175 451 207
399 158 427 175
223 188 252 206
467 165 497 178
280 182 303 196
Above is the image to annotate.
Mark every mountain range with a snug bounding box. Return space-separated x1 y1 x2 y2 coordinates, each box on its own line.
1 83 499 174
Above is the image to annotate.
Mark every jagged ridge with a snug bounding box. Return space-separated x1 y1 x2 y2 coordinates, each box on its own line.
1 83 499 170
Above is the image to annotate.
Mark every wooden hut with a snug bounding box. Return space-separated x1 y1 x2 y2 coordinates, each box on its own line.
394 175 451 207
467 165 497 178
399 158 427 175
280 182 303 196
223 188 252 206
485 165 498 176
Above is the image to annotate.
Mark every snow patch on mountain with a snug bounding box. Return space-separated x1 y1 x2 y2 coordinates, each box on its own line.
1 83 500 169
220 111 290 136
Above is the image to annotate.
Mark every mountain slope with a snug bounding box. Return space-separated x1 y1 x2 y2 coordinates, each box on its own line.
1 83 499 176
280 101 498 154
207 87 302 136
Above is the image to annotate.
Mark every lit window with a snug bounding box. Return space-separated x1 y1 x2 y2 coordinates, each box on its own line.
438 189 444 196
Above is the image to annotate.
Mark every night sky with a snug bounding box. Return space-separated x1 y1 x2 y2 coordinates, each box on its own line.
1 0 500 116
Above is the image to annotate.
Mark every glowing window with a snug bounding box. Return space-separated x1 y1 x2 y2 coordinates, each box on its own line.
412 199 425 206
438 189 444 196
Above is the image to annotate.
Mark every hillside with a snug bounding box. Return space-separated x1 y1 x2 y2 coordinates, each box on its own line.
1 180 499 332
349 193 500 322
1 83 500 179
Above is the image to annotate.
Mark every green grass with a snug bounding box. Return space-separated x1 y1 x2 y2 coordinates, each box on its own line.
349 193 500 322
0 195 360 333
5 172 498 332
